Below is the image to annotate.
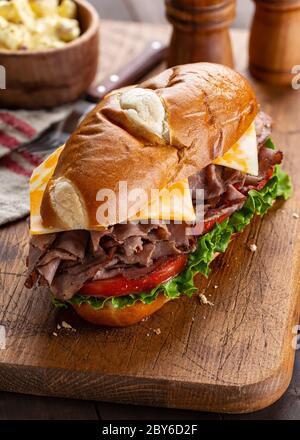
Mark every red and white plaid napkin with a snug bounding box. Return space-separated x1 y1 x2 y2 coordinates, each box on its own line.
0 107 70 226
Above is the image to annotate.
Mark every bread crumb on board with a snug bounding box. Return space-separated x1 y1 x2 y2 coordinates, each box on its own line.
61 320 72 329
145 328 162 336
248 243 257 252
199 293 214 307
61 321 76 332
52 332 58 337
292 212 299 219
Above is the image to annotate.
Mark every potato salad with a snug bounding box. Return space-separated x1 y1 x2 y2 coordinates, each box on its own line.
0 0 80 50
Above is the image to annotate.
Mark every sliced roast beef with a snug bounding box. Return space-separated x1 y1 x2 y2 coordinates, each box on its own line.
51 256 112 300
255 111 272 145
37 249 77 267
204 201 245 222
189 165 247 206
25 233 58 288
26 222 197 300
244 147 283 187
223 184 246 203
26 111 283 300
93 257 169 281
204 165 224 199
118 242 155 266
189 110 282 219
30 233 57 251
38 258 61 285
54 230 89 259
167 223 196 250
123 236 144 256
27 233 57 271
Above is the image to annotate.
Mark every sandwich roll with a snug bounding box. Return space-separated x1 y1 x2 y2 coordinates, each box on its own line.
73 294 170 327
26 63 290 329
41 63 258 230
71 251 223 327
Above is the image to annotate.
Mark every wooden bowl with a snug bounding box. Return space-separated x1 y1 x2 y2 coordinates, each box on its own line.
0 0 100 109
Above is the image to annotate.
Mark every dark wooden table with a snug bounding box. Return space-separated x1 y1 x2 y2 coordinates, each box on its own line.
0 11 299 420
0 352 298 420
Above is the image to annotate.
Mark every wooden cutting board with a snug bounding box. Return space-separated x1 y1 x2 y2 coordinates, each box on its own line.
0 21 299 414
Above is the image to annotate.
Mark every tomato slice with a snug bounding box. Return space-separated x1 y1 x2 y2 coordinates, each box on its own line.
203 213 229 235
80 254 188 297
80 167 275 298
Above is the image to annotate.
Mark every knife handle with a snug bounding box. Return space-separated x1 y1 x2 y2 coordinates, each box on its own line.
86 41 168 103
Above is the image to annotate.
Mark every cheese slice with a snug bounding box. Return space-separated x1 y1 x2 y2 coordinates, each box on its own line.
30 123 258 234
129 178 195 223
213 122 258 176
30 146 64 234
29 146 196 234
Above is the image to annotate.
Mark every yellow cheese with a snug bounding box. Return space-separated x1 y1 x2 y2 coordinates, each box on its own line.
30 123 259 234
29 147 196 234
129 178 196 223
213 123 258 176
30 146 64 234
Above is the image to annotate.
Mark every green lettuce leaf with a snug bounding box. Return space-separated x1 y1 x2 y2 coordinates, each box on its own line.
275 165 292 199
53 162 292 311
264 138 276 150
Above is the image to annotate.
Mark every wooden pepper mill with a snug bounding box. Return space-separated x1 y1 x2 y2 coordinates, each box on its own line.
165 0 236 68
249 0 300 85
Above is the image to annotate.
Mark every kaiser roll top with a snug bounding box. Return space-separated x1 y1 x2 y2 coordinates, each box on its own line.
40 63 258 230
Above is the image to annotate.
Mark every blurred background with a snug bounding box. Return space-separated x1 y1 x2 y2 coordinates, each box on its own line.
88 0 253 28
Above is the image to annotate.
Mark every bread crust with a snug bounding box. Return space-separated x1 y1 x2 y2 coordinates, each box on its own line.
41 63 258 230
72 294 170 327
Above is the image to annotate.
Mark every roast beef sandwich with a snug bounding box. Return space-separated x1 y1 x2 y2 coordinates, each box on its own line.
25 63 292 327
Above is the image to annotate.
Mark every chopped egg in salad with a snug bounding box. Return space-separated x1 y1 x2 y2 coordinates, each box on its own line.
0 0 80 51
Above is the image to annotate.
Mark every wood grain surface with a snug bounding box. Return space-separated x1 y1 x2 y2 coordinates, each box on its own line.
0 20 299 414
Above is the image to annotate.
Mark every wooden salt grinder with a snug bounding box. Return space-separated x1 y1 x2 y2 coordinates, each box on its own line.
249 0 300 86
165 0 236 68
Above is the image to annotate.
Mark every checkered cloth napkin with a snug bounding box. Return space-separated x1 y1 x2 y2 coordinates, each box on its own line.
0 107 70 226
